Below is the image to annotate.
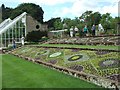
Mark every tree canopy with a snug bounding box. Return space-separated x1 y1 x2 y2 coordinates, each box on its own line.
45 10 119 35
1 4 13 20
1 3 44 23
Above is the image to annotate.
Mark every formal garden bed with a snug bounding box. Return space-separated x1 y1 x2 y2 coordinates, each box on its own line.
11 46 120 86
48 36 120 45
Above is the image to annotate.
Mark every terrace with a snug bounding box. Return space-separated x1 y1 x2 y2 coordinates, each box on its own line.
47 35 120 46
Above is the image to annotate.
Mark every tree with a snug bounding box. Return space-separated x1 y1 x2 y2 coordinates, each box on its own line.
1 4 13 20
63 18 75 29
91 12 101 25
100 13 113 33
45 17 62 30
79 11 93 21
54 17 63 30
10 3 44 23
79 11 101 34
109 17 120 34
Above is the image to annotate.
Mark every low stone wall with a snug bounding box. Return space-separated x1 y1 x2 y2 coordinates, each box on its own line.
10 52 119 89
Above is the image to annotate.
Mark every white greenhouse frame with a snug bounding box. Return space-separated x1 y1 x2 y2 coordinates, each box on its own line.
0 12 27 49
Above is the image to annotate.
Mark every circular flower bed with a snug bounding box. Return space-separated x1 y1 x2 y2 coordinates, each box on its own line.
37 50 49 56
49 52 62 58
69 65 83 72
68 55 83 61
106 74 120 82
99 58 119 68
48 60 57 64
65 54 89 63
95 51 110 55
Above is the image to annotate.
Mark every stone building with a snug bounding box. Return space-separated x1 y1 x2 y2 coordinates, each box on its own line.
26 15 48 34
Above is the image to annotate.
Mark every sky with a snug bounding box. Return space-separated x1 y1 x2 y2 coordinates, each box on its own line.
0 0 119 21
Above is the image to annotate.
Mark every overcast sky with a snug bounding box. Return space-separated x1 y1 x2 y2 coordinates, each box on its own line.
0 0 119 21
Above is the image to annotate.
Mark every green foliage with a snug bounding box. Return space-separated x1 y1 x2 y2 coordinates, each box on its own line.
1 4 13 20
54 17 63 30
1 3 44 23
46 10 119 35
92 12 101 25
100 13 112 32
79 11 101 34
45 17 62 30
26 30 48 42
63 18 75 29
10 3 44 23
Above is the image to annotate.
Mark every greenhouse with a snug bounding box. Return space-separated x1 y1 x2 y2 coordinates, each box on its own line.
0 12 27 48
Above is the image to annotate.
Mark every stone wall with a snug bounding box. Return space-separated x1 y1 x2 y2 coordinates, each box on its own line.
26 15 48 34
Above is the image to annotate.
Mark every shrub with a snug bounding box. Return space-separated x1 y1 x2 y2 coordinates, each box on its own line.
26 30 48 42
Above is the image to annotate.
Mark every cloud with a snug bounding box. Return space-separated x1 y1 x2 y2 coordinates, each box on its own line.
101 4 118 16
53 7 70 18
52 0 97 18
1 0 119 21
19 0 77 6
54 0 119 18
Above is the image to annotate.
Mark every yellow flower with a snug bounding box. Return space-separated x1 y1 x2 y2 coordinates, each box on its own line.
71 56 80 60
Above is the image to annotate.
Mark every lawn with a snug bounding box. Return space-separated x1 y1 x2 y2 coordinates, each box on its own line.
2 54 102 88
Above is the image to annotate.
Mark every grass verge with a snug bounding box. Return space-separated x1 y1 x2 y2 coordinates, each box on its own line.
2 54 102 88
38 44 119 50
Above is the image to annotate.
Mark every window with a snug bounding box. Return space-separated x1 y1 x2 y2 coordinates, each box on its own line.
36 25 40 29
